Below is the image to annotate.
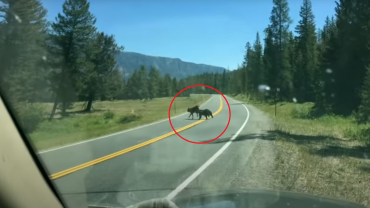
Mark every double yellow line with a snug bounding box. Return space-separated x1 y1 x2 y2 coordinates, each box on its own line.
50 96 223 180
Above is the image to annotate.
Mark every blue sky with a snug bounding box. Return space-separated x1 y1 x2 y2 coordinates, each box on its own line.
41 0 337 70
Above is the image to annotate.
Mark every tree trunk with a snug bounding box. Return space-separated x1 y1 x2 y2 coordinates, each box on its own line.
85 92 95 112
61 101 68 116
49 95 59 121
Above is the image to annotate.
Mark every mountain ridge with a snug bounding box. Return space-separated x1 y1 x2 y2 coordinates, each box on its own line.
115 51 227 79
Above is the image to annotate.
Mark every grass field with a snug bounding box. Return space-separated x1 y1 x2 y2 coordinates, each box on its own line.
230 94 370 206
29 94 210 151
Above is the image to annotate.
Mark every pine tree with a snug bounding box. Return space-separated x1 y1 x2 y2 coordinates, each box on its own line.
315 16 336 111
294 0 317 102
83 32 123 111
127 69 140 99
124 75 134 99
159 74 172 97
251 32 264 96
330 0 370 114
269 0 293 100
221 69 228 93
49 0 97 117
148 66 160 99
177 79 188 97
102 68 125 100
128 65 149 99
0 0 49 103
229 66 243 94
263 26 277 100
172 77 178 96
163 74 172 96
287 31 297 82
358 69 370 123
243 42 253 93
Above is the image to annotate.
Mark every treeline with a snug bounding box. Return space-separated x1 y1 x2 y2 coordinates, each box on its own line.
122 65 188 100
124 67 230 98
185 0 370 123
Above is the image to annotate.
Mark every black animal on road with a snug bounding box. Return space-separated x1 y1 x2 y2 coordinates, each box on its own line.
187 105 200 119
198 109 213 120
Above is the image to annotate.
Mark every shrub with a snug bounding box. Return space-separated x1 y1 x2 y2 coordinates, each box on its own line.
291 105 312 119
116 114 142 124
103 111 115 120
344 126 370 141
91 120 101 125
14 103 45 133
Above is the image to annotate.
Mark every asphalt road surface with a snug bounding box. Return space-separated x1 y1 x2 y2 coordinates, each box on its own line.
38 95 273 208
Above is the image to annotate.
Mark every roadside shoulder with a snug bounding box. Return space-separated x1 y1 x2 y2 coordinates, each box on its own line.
220 96 278 190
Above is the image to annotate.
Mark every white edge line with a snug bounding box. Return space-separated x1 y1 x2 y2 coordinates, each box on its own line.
38 96 215 154
165 98 251 200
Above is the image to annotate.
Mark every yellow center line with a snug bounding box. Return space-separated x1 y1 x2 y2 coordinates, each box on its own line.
50 96 224 180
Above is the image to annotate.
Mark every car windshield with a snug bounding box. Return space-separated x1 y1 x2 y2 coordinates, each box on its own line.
1 0 370 207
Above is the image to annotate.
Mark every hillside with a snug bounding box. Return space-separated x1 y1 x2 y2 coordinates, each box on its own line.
115 52 227 79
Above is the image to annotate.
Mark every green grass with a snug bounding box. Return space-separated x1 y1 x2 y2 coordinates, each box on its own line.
231 94 370 140
230 94 370 207
29 95 210 151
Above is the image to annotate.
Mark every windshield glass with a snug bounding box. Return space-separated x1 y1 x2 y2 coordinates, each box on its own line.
1 0 370 207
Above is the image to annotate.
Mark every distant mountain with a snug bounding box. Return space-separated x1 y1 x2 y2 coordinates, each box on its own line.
115 52 227 79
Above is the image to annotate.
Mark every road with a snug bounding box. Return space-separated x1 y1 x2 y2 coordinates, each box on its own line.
38 95 274 208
